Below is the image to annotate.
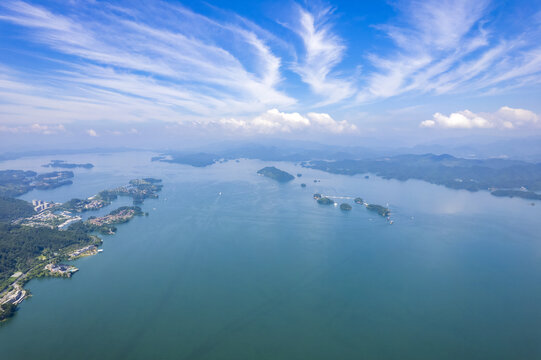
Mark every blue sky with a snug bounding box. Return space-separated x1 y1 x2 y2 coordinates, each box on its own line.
0 0 540 148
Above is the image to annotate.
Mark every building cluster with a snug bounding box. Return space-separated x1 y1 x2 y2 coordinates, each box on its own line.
45 263 78 276
88 208 135 226
32 199 55 212
69 245 98 258
83 199 106 210
16 210 81 230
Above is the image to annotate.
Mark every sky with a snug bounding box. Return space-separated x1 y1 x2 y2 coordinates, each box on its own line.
0 0 540 150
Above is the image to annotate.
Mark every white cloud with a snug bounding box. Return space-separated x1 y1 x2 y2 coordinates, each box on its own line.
219 108 357 134
290 6 355 105
358 0 541 102
86 129 98 137
495 106 539 127
0 123 65 134
0 0 295 126
421 106 539 129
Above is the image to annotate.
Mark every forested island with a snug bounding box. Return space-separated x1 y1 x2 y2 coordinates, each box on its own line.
366 204 391 217
312 193 390 218
257 166 295 182
304 154 541 201
317 197 334 205
0 176 162 322
490 189 541 200
151 148 541 201
340 203 352 211
43 160 94 169
0 170 74 197
152 153 219 167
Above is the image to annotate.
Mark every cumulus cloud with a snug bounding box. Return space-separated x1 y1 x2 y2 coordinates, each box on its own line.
421 106 539 129
86 129 98 137
219 108 357 134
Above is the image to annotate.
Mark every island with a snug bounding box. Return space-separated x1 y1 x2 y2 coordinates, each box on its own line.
311 193 391 219
257 166 295 183
490 189 541 200
301 183 307 188
43 160 94 169
304 153 541 201
340 203 352 211
0 170 74 197
152 152 219 167
317 197 334 205
366 204 390 217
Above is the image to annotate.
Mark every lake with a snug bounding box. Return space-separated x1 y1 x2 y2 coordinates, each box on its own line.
1 151 541 359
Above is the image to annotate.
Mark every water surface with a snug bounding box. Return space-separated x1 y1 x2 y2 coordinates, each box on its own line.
1 152 541 359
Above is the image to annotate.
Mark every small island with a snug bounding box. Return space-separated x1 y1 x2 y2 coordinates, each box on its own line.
301 183 307 188
152 152 219 167
257 167 294 183
340 203 352 211
317 197 334 205
491 189 541 200
354 197 363 204
43 160 94 169
366 204 390 217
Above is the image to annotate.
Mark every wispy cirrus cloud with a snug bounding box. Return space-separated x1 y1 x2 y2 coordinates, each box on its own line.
358 0 541 102
0 0 540 138
0 0 294 125
290 5 356 106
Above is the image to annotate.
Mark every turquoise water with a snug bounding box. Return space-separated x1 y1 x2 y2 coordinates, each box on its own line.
1 152 541 359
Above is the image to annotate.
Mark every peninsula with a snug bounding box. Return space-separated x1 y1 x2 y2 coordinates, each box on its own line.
71 206 144 235
0 176 162 322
